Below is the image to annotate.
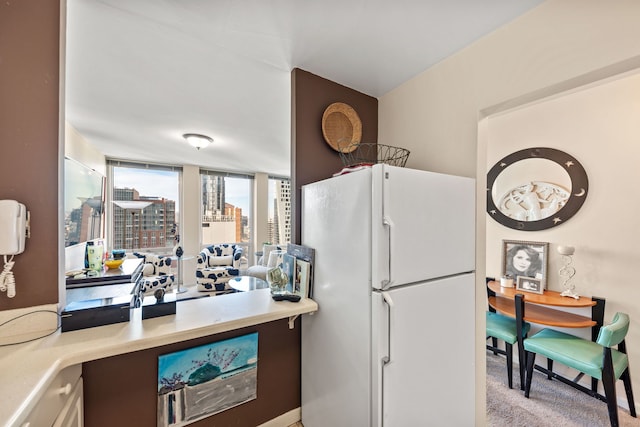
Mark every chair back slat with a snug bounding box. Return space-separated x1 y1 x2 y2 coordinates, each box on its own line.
596 312 630 348
486 277 497 313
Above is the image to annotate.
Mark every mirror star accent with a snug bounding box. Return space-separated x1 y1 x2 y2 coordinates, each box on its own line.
487 147 588 231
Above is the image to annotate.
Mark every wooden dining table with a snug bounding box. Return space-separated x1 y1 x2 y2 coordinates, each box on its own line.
487 280 603 329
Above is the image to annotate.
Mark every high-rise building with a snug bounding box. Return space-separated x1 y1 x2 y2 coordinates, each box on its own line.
202 174 225 217
270 179 291 244
201 175 249 244
112 187 176 250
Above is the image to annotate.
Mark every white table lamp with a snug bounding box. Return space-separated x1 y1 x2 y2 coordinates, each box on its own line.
558 245 578 299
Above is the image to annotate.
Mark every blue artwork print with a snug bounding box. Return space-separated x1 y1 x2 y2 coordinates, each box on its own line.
157 332 258 426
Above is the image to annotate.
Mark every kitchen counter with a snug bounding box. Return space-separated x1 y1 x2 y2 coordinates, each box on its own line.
0 289 317 427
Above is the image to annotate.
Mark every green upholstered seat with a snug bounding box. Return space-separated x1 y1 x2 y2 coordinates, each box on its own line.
487 311 531 345
524 328 629 380
523 312 636 427
486 311 531 389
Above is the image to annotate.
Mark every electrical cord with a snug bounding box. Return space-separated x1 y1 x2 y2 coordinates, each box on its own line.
0 309 61 347
0 255 16 298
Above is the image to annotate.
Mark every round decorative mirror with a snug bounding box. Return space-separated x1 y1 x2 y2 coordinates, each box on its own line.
486 147 588 231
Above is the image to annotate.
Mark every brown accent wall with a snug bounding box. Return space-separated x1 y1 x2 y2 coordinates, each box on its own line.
0 0 60 308
83 318 300 426
291 68 378 243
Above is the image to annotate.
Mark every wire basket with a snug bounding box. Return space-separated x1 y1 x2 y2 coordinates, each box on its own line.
338 143 410 168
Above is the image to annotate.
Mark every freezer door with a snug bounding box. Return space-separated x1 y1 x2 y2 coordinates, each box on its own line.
374 274 475 426
372 165 475 290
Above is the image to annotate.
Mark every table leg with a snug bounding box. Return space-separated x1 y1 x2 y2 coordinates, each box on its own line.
176 257 188 293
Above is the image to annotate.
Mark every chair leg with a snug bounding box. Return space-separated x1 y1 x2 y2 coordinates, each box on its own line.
517 336 526 391
602 365 619 427
547 358 553 380
621 368 637 418
505 342 513 389
524 352 536 398
492 337 498 355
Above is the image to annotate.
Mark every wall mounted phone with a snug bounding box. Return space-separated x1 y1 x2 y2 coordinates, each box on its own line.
0 200 30 298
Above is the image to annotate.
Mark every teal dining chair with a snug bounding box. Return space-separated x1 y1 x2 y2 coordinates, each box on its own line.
523 312 637 427
486 278 531 389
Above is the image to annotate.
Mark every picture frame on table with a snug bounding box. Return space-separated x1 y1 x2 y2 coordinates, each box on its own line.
501 239 549 286
516 276 544 294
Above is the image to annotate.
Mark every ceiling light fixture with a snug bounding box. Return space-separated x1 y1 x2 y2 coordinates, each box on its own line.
182 133 213 150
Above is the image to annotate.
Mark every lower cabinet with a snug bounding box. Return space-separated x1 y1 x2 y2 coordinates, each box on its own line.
53 376 83 427
22 364 83 427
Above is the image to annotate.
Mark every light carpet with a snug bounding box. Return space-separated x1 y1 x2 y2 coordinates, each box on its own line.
486 353 638 426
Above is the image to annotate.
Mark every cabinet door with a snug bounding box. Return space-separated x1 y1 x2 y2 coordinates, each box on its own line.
22 365 82 427
53 377 83 427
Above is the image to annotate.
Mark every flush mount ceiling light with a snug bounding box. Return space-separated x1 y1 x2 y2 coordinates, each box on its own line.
182 133 213 150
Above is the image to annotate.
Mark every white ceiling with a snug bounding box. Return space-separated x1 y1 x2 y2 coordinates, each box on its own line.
65 0 543 177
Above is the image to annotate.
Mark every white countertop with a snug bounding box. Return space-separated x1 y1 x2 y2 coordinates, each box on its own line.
0 289 317 427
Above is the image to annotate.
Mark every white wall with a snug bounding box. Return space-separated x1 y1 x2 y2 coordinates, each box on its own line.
254 172 269 255
65 122 106 176
378 0 640 422
486 71 640 398
485 71 640 299
181 165 201 284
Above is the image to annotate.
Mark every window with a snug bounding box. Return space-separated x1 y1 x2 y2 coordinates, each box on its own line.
108 161 181 252
268 177 291 245
200 170 253 256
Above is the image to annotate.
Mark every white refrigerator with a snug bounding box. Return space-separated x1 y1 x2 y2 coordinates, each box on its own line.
301 164 476 427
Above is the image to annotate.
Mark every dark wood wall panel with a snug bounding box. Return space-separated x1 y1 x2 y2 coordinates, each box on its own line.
291 68 378 243
0 0 60 308
83 319 301 426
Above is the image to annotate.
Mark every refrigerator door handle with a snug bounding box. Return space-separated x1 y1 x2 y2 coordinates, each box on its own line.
382 216 393 290
379 290 394 427
381 291 394 365
380 165 392 290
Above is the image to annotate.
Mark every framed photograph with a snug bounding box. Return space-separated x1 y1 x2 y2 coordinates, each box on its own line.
516 276 544 294
501 240 549 284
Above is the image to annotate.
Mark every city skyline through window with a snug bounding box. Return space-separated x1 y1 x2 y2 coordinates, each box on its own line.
109 164 180 252
106 164 290 258
201 173 252 247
